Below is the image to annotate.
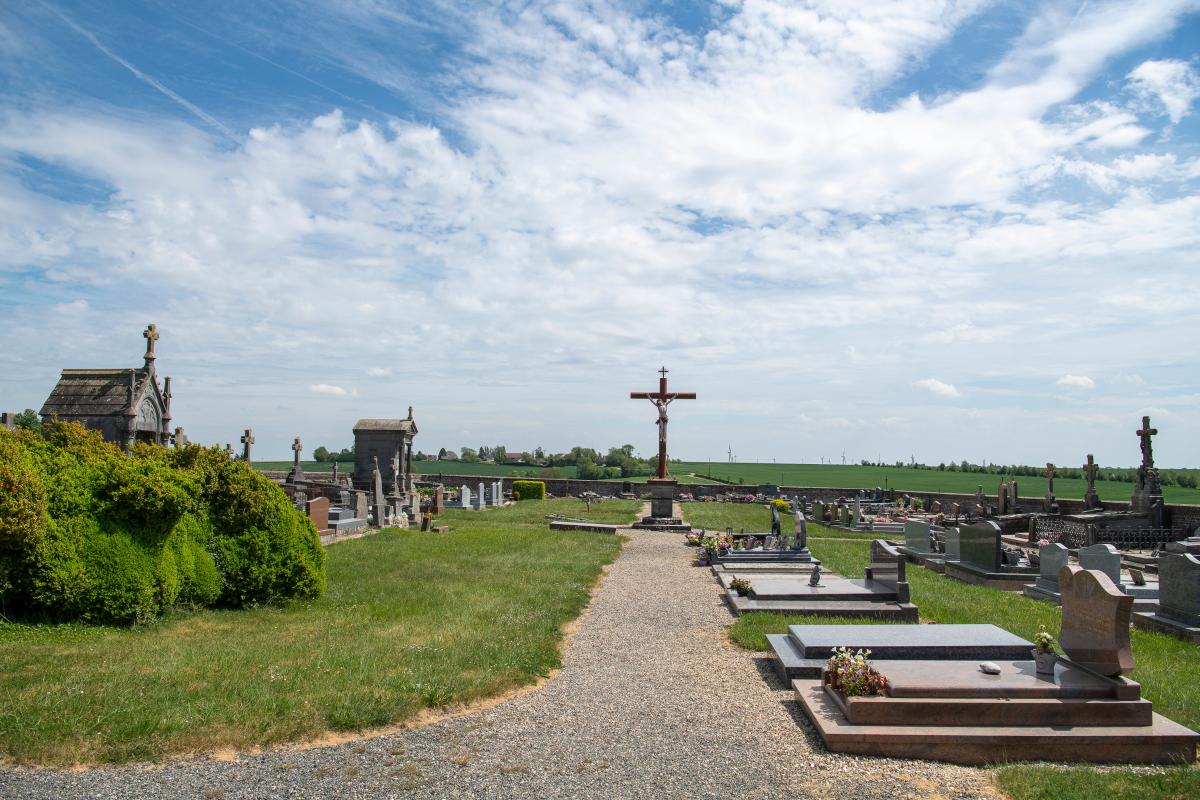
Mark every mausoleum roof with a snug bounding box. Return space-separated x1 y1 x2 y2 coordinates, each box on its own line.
40 368 149 418
353 418 417 433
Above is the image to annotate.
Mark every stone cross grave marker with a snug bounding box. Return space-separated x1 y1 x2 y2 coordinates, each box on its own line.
1043 462 1056 511
1058 564 1134 676
629 367 696 480
1137 415 1158 470
1079 543 1124 591
240 428 254 462
1035 543 1070 594
292 437 302 467
1083 454 1101 509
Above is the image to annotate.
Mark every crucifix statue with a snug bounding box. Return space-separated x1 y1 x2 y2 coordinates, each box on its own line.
292 436 303 468
240 428 254 462
143 323 159 365
630 367 696 480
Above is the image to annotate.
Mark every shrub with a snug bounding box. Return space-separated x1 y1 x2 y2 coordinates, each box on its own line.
511 480 545 501
769 498 791 512
0 423 325 624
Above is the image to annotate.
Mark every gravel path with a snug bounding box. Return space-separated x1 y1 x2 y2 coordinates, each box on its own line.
0 514 1000 799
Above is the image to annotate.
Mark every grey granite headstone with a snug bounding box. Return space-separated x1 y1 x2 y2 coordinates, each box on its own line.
944 527 961 562
904 520 931 554
1058 565 1134 676
958 521 1002 572
1035 543 1070 594
1158 553 1200 626
1079 543 1124 591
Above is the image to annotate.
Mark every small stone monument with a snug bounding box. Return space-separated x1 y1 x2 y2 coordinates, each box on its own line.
1023 543 1069 602
1083 453 1101 510
1079 543 1124 591
1042 463 1056 513
1058 565 1134 676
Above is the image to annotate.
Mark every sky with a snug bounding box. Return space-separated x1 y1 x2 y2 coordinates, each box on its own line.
1 1 1198 466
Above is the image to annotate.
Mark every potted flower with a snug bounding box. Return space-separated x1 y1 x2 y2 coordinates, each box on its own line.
824 647 888 697
1032 625 1058 675
729 577 752 597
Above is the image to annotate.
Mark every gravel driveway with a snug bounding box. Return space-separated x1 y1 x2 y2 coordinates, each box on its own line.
0 518 999 799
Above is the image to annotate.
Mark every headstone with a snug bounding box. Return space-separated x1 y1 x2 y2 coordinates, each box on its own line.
1034 543 1070 594
1129 567 1146 586
904 520 931 554
792 510 808 551
944 528 961 562
1079 543 1124 591
1158 554 1200 627
1009 479 1018 511
930 500 942 514
770 504 781 535
240 428 254 462
492 481 503 506
852 497 861 525
353 491 369 521
997 481 1008 515
372 456 387 526
1042 463 1056 512
1058 565 1134 676
475 481 485 510
958 521 1002 572
460 484 471 508
433 486 445 514
306 496 330 533
1083 453 1101 510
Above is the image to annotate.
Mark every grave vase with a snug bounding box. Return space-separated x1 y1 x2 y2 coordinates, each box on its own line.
1032 649 1058 675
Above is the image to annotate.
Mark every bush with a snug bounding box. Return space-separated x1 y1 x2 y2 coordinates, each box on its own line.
0 422 325 624
769 498 791 512
512 480 546 501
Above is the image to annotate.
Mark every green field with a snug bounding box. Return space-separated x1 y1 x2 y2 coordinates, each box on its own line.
0 498 636 766
253 460 580 478
674 462 1200 504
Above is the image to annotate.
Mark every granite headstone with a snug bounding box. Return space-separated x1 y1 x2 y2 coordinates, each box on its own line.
1058 565 1134 676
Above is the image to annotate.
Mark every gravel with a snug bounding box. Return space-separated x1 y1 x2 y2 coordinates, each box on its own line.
0 512 1000 799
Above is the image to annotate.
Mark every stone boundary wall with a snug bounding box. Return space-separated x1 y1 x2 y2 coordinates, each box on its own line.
263 469 1200 534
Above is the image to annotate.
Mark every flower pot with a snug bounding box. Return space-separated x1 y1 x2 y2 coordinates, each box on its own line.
1032 649 1058 675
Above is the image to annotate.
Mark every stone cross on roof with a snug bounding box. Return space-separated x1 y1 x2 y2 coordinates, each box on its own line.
292 436 303 467
1136 415 1157 470
143 324 159 364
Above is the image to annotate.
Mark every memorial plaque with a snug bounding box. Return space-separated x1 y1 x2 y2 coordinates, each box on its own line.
1158 553 1200 626
1035 543 1069 594
904 519 931 554
959 521 1002 572
1058 565 1134 676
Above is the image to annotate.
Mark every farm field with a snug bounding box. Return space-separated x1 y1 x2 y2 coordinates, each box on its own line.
253 460 579 478
673 462 1200 504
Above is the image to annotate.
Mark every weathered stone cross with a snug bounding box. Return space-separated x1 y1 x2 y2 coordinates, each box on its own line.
1084 454 1099 489
143 323 159 362
1136 415 1157 470
240 428 254 461
292 436 303 468
630 367 696 480
1043 462 1056 494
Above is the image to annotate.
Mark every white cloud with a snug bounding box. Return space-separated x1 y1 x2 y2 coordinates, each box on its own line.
310 383 348 396
913 378 961 398
1056 374 1096 390
366 367 392 377
1128 59 1200 124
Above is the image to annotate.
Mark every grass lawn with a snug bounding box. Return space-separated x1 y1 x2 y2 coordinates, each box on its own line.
995 764 1200 799
0 498 637 766
675 462 1200 504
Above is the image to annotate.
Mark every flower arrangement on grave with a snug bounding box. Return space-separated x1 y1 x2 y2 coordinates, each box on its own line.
729 577 752 596
1033 625 1055 653
686 533 701 547
1031 624 1058 674
824 647 889 697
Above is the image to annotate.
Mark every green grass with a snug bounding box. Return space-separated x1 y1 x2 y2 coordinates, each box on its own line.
728 537 1200 732
0 498 637 766
674 462 1200 504
995 765 1200 799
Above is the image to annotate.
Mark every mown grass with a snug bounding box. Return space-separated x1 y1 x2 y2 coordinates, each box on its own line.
728 537 1200 731
995 765 1200 799
674 462 1200 504
681 502 879 539
0 499 635 766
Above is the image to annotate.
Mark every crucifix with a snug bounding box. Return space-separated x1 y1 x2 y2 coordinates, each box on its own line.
1136 416 1157 470
143 323 159 364
292 436 303 468
240 428 254 462
630 367 696 480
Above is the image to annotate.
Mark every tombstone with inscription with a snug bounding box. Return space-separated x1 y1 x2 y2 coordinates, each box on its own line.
944 520 1037 589
459 484 471 509
1058 565 1134 676
902 519 931 555
943 527 961 562
1079 543 1124 591
306 496 331 537
1133 553 1200 643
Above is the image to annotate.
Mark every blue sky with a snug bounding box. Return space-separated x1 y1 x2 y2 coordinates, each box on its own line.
1 1 1198 466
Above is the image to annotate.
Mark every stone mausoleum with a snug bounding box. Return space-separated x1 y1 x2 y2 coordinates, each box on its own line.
39 324 174 451
353 409 418 489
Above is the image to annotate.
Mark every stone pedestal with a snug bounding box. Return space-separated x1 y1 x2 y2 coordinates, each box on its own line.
632 478 689 531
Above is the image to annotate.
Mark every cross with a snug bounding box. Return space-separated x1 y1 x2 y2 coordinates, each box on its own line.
1043 462 1055 493
630 366 696 480
1083 454 1099 488
240 428 254 461
1136 415 1157 470
292 436 303 467
143 324 160 361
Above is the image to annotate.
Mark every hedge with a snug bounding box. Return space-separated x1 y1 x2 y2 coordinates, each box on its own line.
511 480 546 501
0 422 325 625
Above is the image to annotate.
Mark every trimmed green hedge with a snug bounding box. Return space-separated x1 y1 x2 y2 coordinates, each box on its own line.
511 480 546 501
0 422 325 624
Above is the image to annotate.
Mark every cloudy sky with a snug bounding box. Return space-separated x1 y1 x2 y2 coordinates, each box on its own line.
1 1 1198 466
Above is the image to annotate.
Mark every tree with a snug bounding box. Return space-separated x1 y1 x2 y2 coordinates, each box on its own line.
460 447 480 463
533 446 545 462
312 446 330 462
493 445 507 463
13 409 41 434
438 447 447 459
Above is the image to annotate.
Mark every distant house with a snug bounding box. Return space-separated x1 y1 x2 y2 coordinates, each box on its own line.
502 451 530 465
39 324 173 451
440 450 459 461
